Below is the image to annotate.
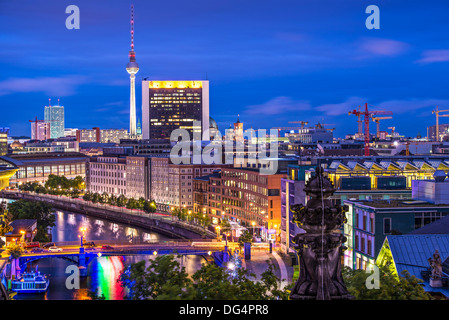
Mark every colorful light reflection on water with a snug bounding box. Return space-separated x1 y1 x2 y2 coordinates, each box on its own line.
89 256 125 300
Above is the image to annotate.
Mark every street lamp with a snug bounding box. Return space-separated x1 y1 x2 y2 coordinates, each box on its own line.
215 225 221 240
79 227 87 247
251 221 256 236
19 230 25 243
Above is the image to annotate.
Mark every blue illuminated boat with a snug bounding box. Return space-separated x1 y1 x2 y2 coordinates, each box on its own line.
11 266 49 294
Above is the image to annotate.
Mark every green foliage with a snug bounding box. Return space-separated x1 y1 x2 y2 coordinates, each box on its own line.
86 289 106 300
342 265 431 300
33 225 51 242
116 194 127 207
238 230 253 248
8 199 56 230
0 205 13 237
119 254 289 300
19 175 85 196
119 255 193 300
126 198 139 209
6 243 24 259
143 200 156 213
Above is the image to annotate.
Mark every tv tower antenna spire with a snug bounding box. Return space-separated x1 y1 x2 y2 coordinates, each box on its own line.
126 4 139 137
130 4 135 51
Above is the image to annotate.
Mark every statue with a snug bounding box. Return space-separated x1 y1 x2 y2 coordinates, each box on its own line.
290 166 352 300
428 250 443 280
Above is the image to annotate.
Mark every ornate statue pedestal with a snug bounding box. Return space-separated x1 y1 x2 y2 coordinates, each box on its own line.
290 166 353 300
430 278 443 288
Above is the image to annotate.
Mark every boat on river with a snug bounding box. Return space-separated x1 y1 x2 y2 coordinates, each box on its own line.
10 266 49 294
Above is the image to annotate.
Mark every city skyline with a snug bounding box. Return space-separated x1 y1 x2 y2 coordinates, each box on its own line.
1 0 449 138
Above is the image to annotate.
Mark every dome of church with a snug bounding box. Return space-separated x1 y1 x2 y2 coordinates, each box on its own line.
209 117 218 130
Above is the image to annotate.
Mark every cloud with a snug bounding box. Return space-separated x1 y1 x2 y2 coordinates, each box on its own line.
243 96 311 115
316 96 367 116
274 32 306 42
416 50 449 64
0 76 87 97
357 38 410 58
317 96 449 117
376 98 449 114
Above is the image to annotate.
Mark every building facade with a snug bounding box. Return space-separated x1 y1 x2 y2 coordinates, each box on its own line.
0 128 8 156
87 155 127 196
193 167 286 241
0 152 88 186
76 128 129 144
343 199 449 271
280 164 314 254
142 80 209 140
31 121 51 141
150 156 226 211
44 104 64 139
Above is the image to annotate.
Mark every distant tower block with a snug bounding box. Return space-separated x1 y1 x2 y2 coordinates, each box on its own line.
234 115 244 142
126 4 139 137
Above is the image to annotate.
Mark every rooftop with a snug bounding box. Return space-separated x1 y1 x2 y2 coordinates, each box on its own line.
345 199 449 208
8 219 37 233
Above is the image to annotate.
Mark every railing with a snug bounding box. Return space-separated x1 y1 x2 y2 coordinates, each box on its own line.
2 190 217 238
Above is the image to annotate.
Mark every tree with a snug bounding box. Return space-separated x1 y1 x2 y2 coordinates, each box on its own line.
0 207 13 242
8 199 56 231
116 195 127 207
100 192 109 204
126 198 139 210
143 200 156 214
83 191 93 202
71 176 85 190
137 197 146 210
119 255 193 300
119 254 289 300
6 243 24 259
33 225 51 242
342 265 431 300
238 230 253 249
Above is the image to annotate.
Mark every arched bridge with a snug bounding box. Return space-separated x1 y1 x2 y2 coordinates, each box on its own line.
18 240 235 276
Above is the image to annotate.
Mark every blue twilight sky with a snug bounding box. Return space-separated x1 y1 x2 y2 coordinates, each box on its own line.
0 0 449 138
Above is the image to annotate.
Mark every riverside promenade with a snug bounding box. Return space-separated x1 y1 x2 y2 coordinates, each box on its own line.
241 247 294 290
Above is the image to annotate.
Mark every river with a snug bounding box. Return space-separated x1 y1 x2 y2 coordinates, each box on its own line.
12 209 207 300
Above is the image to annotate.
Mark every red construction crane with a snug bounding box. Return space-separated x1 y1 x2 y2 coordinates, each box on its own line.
29 116 45 141
349 103 393 156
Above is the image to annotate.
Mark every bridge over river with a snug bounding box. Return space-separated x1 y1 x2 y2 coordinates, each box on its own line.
1 190 217 240
16 239 247 276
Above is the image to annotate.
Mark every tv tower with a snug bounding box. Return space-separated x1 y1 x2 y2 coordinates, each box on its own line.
126 4 139 137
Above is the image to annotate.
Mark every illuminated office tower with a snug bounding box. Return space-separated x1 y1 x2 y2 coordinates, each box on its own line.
0 128 8 156
44 100 64 139
142 80 210 140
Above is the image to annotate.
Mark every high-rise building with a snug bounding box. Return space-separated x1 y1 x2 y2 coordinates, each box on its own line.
44 100 64 139
30 121 51 141
126 5 138 138
0 128 9 156
142 80 210 140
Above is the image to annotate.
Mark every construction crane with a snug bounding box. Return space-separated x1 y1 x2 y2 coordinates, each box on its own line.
288 121 309 128
349 103 393 156
432 106 449 142
388 126 396 137
348 106 363 138
29 116 46 141
372 116 392 138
